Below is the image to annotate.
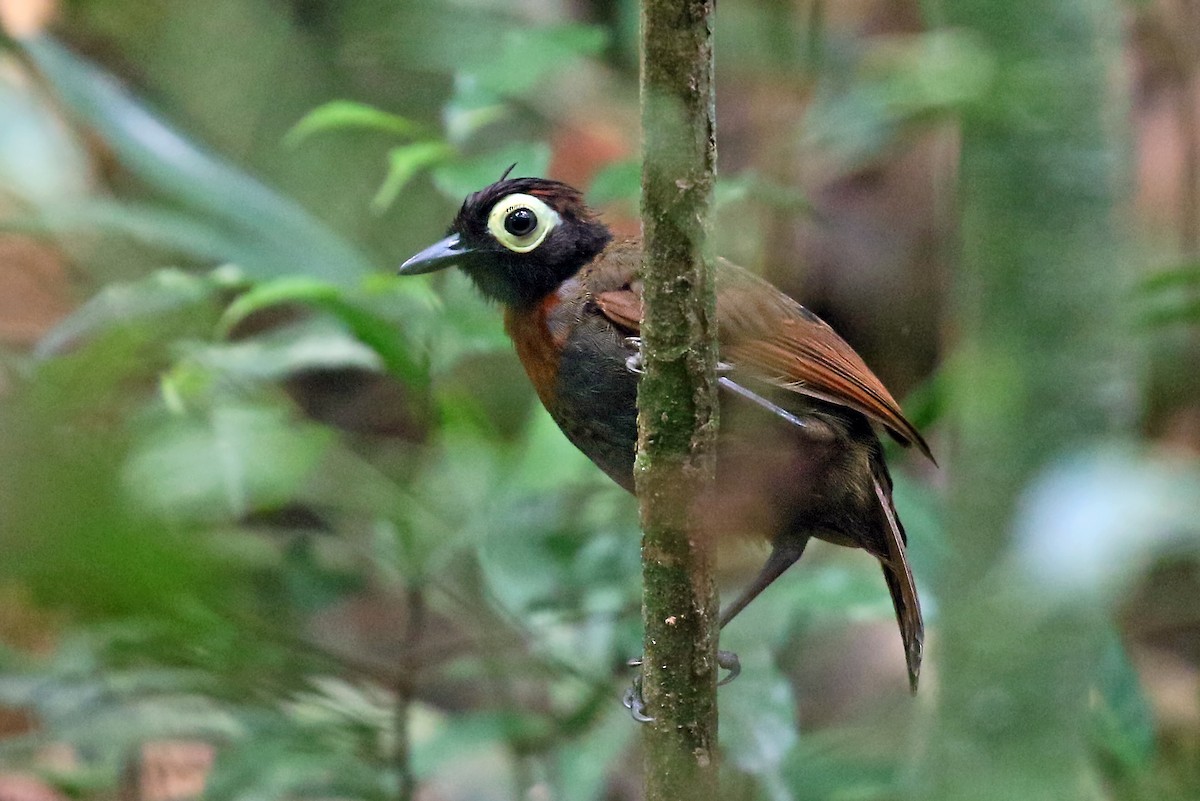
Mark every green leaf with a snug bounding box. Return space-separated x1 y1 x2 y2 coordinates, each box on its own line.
219 277 433 385
431 142 551 201
21 36 373 284
717 645 798 779
1090 630 1155 774
183 318 387 383
444 73 510 144
1138 262 1200 293
371 141 457 213
473 24 609 97
35 267 232 359
284 100 429 147
587 159 641 208
124 404 334 522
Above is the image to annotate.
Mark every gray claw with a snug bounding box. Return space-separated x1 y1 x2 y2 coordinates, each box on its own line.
624 338 644 375
622 676 655 723
717 649 741 686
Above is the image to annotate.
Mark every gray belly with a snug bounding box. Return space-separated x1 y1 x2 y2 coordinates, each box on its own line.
550 322 640 492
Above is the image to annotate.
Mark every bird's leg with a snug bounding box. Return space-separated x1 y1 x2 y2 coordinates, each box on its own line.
719 533 811 629
718 377 808 429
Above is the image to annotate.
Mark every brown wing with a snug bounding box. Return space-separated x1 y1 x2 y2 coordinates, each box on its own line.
593 255 933 462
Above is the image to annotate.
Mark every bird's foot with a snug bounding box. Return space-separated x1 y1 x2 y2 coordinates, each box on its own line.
621 650 740 721
717 649 741 686
622 657 654 723
623 338 644 375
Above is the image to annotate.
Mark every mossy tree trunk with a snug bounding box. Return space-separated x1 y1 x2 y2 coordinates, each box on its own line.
926 1 1133 799
636 0 720 798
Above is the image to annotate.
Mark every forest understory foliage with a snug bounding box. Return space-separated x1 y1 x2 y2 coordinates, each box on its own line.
0 1 1198 800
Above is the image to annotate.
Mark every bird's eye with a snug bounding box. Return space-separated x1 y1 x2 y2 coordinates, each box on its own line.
487 193 561 253
504 208 536 236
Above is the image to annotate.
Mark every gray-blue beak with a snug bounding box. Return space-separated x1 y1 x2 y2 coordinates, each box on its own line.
398 234 472 275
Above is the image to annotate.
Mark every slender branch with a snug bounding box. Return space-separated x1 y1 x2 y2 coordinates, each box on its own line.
637 0 720 798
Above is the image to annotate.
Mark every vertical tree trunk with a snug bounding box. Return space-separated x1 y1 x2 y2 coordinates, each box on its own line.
636 0 720 798
927 1 1133 799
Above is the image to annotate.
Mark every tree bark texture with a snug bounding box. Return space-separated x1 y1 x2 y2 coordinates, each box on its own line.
926 2 1134 799
636 0 720 798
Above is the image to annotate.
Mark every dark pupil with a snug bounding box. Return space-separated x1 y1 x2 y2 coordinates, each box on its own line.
504 208 537 237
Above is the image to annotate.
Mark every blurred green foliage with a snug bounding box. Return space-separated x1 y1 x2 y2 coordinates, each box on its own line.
0 1 1197 801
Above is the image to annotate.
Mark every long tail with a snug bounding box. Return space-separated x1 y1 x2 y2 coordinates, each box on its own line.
872 472 924 693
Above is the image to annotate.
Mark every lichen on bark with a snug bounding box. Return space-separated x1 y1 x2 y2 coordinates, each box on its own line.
635 0 720 798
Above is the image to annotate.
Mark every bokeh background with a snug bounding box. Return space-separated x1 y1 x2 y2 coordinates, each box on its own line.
0 0 1197 799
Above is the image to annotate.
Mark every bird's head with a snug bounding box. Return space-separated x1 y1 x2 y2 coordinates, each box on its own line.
398 171 612 307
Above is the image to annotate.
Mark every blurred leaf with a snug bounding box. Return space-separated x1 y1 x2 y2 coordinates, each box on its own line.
0 65 92 210
1135 262 1200 327
715 171 811 213
444 73 511 144
184 318 386 384
21 36 373 283
1139 297 1200 328
587 159 641 208
413 710 550 775
778 730 898 801
1011 446 1200 602
285 100 429 147
1137 262 1200 293
1091 631 1156 774
15 200 281 276
718 646 798 785
805 30 992 167
550 705 637 801
218 276 434 384
205 708 388 801
472 24 609 98
432 142 551 201
372 141 456 213
35 266 235 359
124 404 334 522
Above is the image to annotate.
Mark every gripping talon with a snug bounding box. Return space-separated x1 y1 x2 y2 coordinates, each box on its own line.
622 676 655 723
717 649 741 686
624 338 644 375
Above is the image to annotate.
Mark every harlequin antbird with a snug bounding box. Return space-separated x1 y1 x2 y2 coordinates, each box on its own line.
399 170 934 694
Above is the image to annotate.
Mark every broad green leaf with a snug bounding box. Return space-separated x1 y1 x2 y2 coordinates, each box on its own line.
181 319 386 384
124 404 333 522
219 277 432 385
285 100 429 147
21 36 373 283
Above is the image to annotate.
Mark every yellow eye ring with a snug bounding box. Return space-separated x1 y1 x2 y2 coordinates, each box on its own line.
486 193 561 253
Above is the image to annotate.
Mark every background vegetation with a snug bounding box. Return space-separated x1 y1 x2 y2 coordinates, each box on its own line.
0 1 1198 800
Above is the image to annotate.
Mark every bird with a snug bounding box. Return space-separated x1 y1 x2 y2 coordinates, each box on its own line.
398 170 934 692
